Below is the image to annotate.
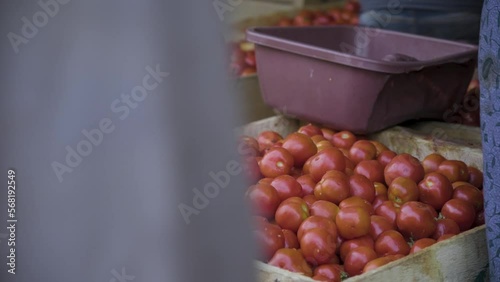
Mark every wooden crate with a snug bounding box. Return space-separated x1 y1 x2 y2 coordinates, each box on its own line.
238 115 488 282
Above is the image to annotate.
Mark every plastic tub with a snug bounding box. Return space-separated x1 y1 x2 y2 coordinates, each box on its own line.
246 26 478 134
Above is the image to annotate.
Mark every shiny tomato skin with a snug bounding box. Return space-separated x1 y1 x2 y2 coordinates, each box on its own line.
441 199 476 231
300 228 337 265
271 175 302 201
317 140 335 152
313 264 342 282
282 229 300 249
321 128 337 142
259 147 294 178
396 201 437 240
297 216 338 241
303 194 318 208
339 196 374 215
258 178 274 185
418 172 453 210
369 215 395 240
370 141 389 156
246 183 281 218
362 256 393 273
375 230 410 256
332 131 357 149
452 181 474 189
375 201 400 226
275 197 310 232
282 132 318 167
296 174 317 197
452 184 484 212
349 174 376 203
374 182 388 197
311 135 327 145
257 131 283 152
372 195 388 210
388 177 419 205
468 166 483 189
349 140 377 164
339 235 374 261
253 222 285 261
422 153 446 174
433 218 461 240
355 160 385 183
384 154 425 186
475 210 485 227
335 206 371 239
268 248 313 277
437 160 469 183
344 246 378 277
314 172 350 205
309 147 346 182
344 157 355 176
310 200 340 222
298 123 323 137
377 150 397 168
410 238 436 254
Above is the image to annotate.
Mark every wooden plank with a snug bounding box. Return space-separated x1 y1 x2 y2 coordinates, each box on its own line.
239 116 487 282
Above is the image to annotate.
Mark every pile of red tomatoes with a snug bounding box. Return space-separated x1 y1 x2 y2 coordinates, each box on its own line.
238 123 484 281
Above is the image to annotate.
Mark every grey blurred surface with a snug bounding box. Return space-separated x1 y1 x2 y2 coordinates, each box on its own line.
0 1 256 281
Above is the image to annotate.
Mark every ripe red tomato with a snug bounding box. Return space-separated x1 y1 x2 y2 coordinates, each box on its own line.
441 199 476 231
377 150 397 168
300 228 337 265
253 222 285 261
409 238 436 254
311 135 327 145
375 230 410 256
258 178 274 185
282 132 318 167
344 157 355 176
303 194 318 208
349 140 377 164
309 147 346 182
313 264 342 282
375 201 400 226
268 248 313 277
422 153 446 174
238 135 260 157
372 195 388 210
437 160 469 183
246 183 281 218
259 147 294 178
332 131 357 149
245 52 256 67
362 256 393 273
468 166 483 189
270 175 303 201
282 229 300 249
354 160 385 183
374 182 388 197
369 215 395 240
349 174 376 203
314 171 350 204
418 172 453 210
370 141 389 156
336 206 370 239
384 154 425 186
339 235 374 261
310 200 340 222
257 131 283 152
298 123 322 137
396 201 437 240
321 128 336 142
275 197 310 232
388 177 419 205
297 216 338 241
339 196 374 215
317 140 335 152
453 184 484 212
433 218 460 240
296 174 317 197
344 246 378 276
475 210 485 227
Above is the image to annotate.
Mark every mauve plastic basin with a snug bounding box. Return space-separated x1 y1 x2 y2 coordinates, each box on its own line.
246 26 478 134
